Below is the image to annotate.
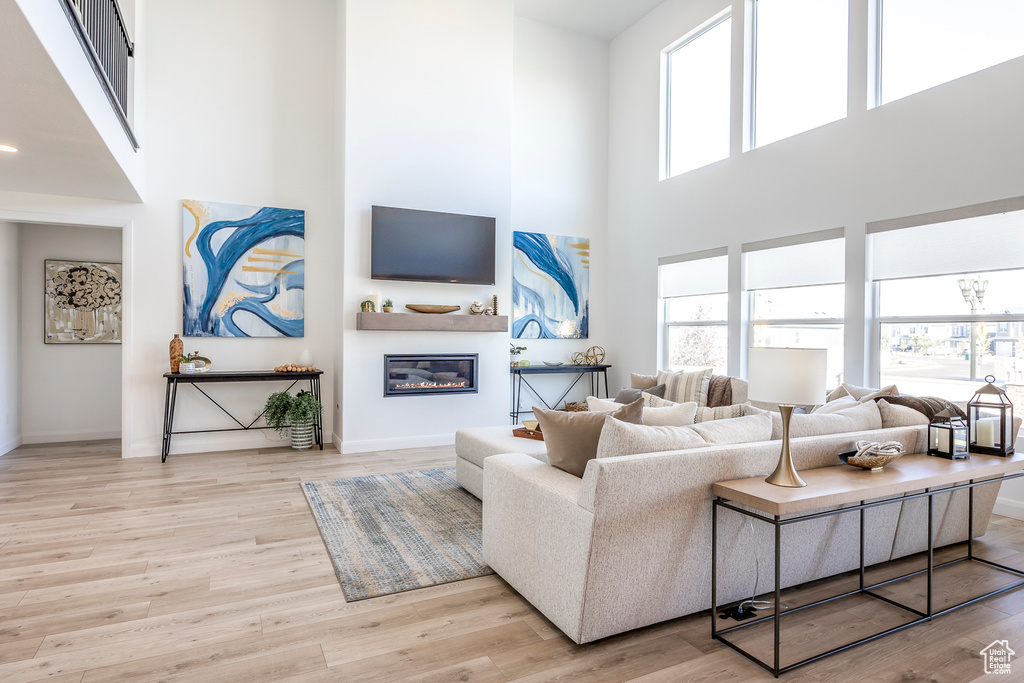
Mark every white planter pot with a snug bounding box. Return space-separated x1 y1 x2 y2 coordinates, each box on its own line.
290 421 314 450
179 362 196 374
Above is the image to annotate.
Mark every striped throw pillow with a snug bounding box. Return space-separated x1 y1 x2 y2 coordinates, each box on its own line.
657 368 713 406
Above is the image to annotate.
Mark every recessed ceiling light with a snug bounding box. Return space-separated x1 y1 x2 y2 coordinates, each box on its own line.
0 144 18 153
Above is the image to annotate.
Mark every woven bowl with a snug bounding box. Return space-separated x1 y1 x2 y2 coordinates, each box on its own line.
838 448 905 471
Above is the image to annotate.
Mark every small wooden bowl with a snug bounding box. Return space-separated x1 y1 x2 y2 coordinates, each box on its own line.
839 448 905 471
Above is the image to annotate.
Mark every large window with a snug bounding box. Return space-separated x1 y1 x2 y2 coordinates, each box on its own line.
664 11 732 178
745 234 846 387
879 0 1024 105
872 209 1024 399
753 0 848 148
660 251 729 374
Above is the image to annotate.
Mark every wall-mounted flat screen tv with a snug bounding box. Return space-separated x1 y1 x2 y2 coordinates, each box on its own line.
371 205 496 285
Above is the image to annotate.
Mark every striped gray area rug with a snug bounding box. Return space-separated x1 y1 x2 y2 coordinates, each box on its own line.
300 468 492 601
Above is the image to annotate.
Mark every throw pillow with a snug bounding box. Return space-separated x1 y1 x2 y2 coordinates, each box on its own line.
595 417 708 459
657 367 713 406
630 373 659 390
694 404 746 423
877 398 930 428
770 400 882 440
644 394 677 408
614 384 666 404
689 412 773 445
880 395 967 420
586 396 622 411
534 399 643 477
826 383 898 402
587 395 698 426
811 394 858 414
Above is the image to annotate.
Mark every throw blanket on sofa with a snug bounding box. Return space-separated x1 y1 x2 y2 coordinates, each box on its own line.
706 375 733 408
877 395 966 420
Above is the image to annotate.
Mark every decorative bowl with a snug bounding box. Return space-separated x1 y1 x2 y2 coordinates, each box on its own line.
838 448 905 471
543 361 563 366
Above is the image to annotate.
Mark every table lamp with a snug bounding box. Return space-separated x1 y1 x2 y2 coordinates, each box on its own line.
747 347 828 487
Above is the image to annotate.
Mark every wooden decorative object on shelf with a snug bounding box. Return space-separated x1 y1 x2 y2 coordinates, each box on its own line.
405 304 461 314
512 427 544 441
275 364 317 372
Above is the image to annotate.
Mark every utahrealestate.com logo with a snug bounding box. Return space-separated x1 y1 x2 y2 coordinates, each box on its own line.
981 640 1015 675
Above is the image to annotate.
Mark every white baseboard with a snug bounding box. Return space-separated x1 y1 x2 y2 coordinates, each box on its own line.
22 429 121 444
129 430 290 459
342 432 455 454
0 435 22 457
993 497 1024 521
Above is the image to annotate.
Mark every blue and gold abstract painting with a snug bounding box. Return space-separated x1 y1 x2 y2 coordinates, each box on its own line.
512 231 589 339
183 200 305 337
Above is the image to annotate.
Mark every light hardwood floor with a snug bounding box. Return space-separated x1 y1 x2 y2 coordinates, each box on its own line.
2 440 1024 682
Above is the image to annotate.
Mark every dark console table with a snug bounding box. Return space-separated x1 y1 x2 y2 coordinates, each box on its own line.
161 370 324 462
510 364 611 422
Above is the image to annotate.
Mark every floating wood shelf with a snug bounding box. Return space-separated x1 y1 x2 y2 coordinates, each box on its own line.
357 312 509 332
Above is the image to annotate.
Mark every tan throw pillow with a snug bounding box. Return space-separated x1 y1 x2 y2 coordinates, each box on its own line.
690 412 773 445
657 368 713 406
534 399 643 477
588 395 698 427
630 373 659 390
695 404 745 423
770 400 882 440
596 417 708 459
877 398 930 428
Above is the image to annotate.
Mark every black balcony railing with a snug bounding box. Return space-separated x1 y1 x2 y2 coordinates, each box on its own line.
59 0 138 149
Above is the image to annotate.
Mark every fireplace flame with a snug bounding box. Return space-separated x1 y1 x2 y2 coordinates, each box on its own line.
394 380 470 391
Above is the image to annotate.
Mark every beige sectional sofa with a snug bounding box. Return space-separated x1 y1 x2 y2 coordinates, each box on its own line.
478 424 1015 644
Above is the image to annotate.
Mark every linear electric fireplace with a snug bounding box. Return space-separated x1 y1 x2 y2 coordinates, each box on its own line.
384 354 479 397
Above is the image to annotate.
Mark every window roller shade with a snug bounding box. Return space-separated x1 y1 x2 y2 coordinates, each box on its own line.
744 238 845 290
871 211 1024 281
659 254 728 298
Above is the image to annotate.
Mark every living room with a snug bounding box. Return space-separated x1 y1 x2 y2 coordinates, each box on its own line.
1 0 1023 680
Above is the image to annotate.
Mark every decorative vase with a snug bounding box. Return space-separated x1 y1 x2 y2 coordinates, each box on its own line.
179 361 196 374
298 349 313 367
291 421 314 450
169 334 183 373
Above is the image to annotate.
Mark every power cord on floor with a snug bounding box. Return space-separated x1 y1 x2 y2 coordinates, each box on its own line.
737 518 785 614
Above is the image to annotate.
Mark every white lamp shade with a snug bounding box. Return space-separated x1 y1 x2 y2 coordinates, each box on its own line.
747 347 828 405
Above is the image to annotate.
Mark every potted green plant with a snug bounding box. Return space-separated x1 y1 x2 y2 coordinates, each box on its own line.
510 343 527 368
264 390 322 450
382 298 394 313
179 351 201 374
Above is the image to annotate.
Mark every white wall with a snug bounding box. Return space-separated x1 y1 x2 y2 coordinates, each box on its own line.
606 0 1024 393
0 221 20 455
339 0 515 452
19 223 121 443
0 0 338 457
510 18 612 407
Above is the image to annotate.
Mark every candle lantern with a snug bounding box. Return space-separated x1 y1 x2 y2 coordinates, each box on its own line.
967 375 1015 457
927 408 969 460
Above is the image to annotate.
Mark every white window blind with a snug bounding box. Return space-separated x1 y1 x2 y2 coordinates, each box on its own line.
870 210 1024 281
744 235 844 290
659 250 728 298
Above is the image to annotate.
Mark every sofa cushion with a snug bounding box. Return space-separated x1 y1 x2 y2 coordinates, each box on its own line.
690 412 773 445
767 400 883 439
535 399 643 477
614 384 666 403
588 395 697 427
695 404 745 422
630 373 659 390
877 398 930 428
595 417 708 459
455 425 548 468
658 368 713 406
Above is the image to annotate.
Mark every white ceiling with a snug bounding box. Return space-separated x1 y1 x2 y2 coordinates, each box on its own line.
515 0 667 41
0 0 139 202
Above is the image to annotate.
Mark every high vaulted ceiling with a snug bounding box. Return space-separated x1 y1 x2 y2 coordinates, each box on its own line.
515 0 666 41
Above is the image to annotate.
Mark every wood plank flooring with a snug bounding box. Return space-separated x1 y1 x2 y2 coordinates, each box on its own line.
2 439 1024 681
